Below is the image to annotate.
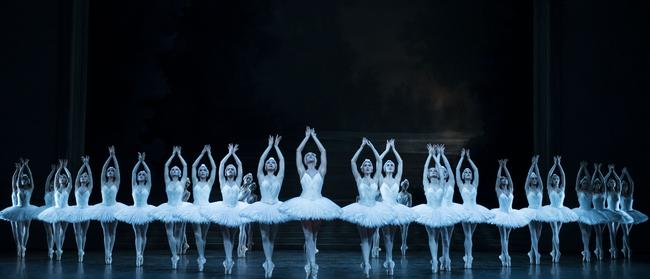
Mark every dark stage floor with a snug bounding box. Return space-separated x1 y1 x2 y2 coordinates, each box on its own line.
1 250 648 278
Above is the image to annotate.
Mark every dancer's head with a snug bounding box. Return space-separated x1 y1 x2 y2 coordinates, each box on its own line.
529 172 539 186
19 173 31 186
79 172 89 184
243 173 253 185
304 152 317 166
400 179 410 191
551 174 560 187
462 168 472 182
383 160 395 174
198 164 209 180
106 166 116 179
607 177 617 191
360 159 374 175
225 164 237 179
593 178 603 192
170 166 182 179
579 176 590 191
441 167 449 179
621 180 630 196
265 157 277 173
428 167 439 180
499 176 509 188
58 173 69 186
137 170 147 183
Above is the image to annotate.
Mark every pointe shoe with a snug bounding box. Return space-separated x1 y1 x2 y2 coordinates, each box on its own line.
430 259 439 273
20 246 26 258
463 255 473 269
78 251 85 263
197 257 206 272
361 263 371 278
223 259 234 274
535 252 541 265
136 255 144 267
48 249 54 260
56 249 63 261
304 264 311 279
171 255 179 269
581 250 591 263
105 253 113 265
182 242 190 255
622 247 631 259
527 250 534 264
401 245 408 256
609 248 617 259
498 254 506 266
263 260 275 278
310 264 319 279
506 254 512 266
383 260 395 275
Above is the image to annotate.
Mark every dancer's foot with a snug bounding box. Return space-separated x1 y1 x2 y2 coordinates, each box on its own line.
383 260 395 275
594 248 603 261
609 248 618 259
105 253 112 265
171 255 179 269
400 244 408 256
56 249 63 261
263 260 275 278
48 249 54 260
527 250 534 264
463 255 473 269
431 259 439 273
20 246 26 258
223 259 234 274
498 254 506 267
310 264 319 279
197 257 206 272
535 251 541 265
78 250 84 263
581 250 591 262
371 247 380 258
182 242 190 255
304 264 311 279
136 254 144 267
622 246 631 259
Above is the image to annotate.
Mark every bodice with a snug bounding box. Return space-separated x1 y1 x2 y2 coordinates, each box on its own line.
548 190 565 208
221 182 241 207
498 192 514 212
132 185 150 207
15 188 33 207
299 173 324 200
460 185 477 206
75 188 90 208
442 184 455 206
260 178 281 204
380 182 399 205
54 189 70 208
166 181 185 206
620 197 633 211
592 193 606 210
44 191 54 207
424 185 444 208
357 181 379 206
526 190 543 209
577 192 593 210
193 182 211 206
606 192 620 211
101 183 118 206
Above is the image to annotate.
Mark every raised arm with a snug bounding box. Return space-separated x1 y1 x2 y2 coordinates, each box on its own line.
45 164 56 192
503 160 513 191
367 139 382 181
232 145 243 186
164 147 176 185
218 146 233 186
467 150 479 187
455 149 465 187
548 157 558 189
433 153 445 187
177 147 188 184
576 161 587 191
258 136 274 180
495 161 504 191
192 146 207 185
54 160 64 191
142 156 152 190
392 140 404 181
110 146 121 187
295 127 311 177
63 161 72 191
350 139 365 181
75 158 85 189
132 154 143 186
274 135 285 180
101 150 112 185
206 146 217 186
12 163 20 192
379 140 391 161
557 156 566 190
525 155 537 189
622 167 634 195
311 128 327 176
423 144 434 187
439 145 454 187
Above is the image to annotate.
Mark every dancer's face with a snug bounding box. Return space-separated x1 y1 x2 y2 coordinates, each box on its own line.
383 160 395 173
428 168 439 179
170 166 182 178
499 177 509 187
225 164 237 178
137 171 147 183
361 159 374 175
607 178 616 189
79 172 89 184
58 174 69 185
621 181 629 194
530 175 539 186
19 174 31 186
106 167 116 178
243 174 253 184
304 152 317 165
198 164 209 179
551 174 560 187
580 177 589 190
462 168 472 181
441 168 449 179
265 158 277 172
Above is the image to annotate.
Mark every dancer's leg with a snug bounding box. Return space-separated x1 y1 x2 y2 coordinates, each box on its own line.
578 223 592 262
134 223 149 267
222 226 237 274
193 223 210 271
165 222 179 269
440 225 454 270
238 224 247 257
461 222 476 268
607 222 619 259
358 226 374 278
400 223 409 256
382 226 397 275
43 222 54 259
260 223 279 277
594 224 604 260
73 221 89 262
425 226 440 273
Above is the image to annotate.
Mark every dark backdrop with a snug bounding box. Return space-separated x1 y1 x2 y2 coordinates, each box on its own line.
1 0 649 256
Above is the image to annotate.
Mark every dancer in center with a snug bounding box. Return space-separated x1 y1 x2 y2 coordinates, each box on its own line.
204 144 250 274
185 145 215 271
438 145 465 271
66 156 93 262
521 155 544 264
279 127 342 279
38 159 72 260
572 161 606 262
341 138 395 277
603 164 633 259
241 135 290 278
378 139 417 275
41 164 57 259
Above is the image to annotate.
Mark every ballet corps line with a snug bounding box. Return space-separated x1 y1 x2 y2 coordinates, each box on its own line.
1 127 646 278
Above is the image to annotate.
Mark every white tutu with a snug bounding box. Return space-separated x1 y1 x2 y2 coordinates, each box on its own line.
488 209 531 228
624 210 648 224
571 208 608 225
203 202 249 227
519 207 544 222
536 205 579 223
38 207 68 223
59 206 92 223
461 203 496 224
87 202 128 222
240 201 290 224
152 202 193 223
607 209 634 224
383 202 418 225
176 204 210 224
340 202 395 228
0 205 43 222
115 205 156 225
412 204 466 227
279 197 342 221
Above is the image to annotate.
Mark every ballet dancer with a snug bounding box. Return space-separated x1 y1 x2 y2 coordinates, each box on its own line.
153 146 193 269
241 135 291 277
489 159 531 267
340 138 395 277
537 156 578 263
455 148 494 268
66 156 93 262
620 167 647 258
591 163 615 260
115 152 156 267
604 164 633 259
41 164 56 259
572 161 606 262
88 146 127 264
186 145 216 271
378 139 417 274
396 179 413 256
204 144 250 274
7 163 20 256
279 127 342 279
0 159 42 258
238 173 257 258
437 145 465 271
413 145 464 273
520 155 544 264
38 159 72 260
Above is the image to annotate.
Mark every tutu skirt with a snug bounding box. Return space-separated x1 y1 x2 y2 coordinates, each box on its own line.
115 205 156 225
519 207 544 222
87 203 128 222
488 209 531 228
38 207 69 223
203 202 249 227
340 202 395 228
382 202 418 225
279 197 342 221
59 206 92 223
0 205 43 222
571 208 609 225
152 202 193 223
412 204 466 227
537 205 579 223
624 209 648 224
240 201 290 224
177 204 210 224
461 203 495 224
606 209 634 224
